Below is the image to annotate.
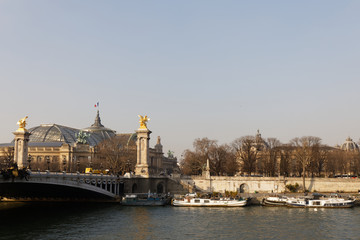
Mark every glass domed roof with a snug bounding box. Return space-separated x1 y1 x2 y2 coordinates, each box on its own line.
8 111 116 147
27 124 108 146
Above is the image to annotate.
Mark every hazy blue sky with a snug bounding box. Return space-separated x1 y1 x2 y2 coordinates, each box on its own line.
1 1 360 157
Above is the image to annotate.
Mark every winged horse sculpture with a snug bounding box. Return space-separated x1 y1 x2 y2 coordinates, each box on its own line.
17 116 28 131
138 115 150 129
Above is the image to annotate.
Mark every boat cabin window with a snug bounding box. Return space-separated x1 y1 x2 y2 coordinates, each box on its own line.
313 201 321 206
195 199 200 203
204 200 210 203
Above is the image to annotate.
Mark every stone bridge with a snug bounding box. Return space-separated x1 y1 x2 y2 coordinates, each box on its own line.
0 171 187 201
0 171 124 202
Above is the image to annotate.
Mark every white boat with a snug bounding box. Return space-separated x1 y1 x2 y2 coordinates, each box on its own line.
261 195 288 206
286 193 355 208
172 197 247 207
122 193 169 206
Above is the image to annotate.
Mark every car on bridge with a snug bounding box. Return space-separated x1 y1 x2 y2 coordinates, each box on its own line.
85 168 109 174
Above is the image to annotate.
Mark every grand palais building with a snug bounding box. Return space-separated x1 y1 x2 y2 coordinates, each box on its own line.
0 111 178 175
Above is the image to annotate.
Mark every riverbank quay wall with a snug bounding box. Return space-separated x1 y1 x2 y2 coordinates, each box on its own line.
175 176 360 194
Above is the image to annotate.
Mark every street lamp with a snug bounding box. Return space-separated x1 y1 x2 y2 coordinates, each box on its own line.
126 159 131 173
88 156 92 168
27 154 32 170
46 156 50 171
62 157 67 172
76 159 80 172
7 156 11 168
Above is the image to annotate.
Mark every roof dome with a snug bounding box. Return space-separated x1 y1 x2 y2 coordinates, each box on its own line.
340 137 359 152
82 110 116 140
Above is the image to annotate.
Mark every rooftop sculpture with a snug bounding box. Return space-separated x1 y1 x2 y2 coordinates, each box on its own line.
75 130 90 144
138 115 150 129
16 116 28 132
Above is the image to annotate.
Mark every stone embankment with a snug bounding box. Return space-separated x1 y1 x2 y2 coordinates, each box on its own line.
176 176 360 194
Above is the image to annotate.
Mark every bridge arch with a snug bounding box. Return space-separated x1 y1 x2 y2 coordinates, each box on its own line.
156 182 164 193
0 182 116 200
131 183 138 193
239 183 249 193
119 182 124 196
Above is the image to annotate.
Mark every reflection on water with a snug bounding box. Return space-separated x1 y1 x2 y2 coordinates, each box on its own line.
0 203 359 240
132 207 154 240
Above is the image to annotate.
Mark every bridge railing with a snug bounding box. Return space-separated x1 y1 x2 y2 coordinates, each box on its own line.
29 171 121 180
25 171 123 196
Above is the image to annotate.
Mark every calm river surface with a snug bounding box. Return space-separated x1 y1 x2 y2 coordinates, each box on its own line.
0 202 359 240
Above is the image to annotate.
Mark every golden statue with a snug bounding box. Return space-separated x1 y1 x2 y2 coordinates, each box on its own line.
138 115 150 129
17 116 28 132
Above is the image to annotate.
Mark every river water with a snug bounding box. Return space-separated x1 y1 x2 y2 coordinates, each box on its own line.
0 202 359 240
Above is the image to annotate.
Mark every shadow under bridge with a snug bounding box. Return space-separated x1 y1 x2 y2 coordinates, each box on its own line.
0 172 124 202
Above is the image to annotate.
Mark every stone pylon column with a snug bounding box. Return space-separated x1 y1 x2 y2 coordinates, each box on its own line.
135 127 152 177
13 130 31 169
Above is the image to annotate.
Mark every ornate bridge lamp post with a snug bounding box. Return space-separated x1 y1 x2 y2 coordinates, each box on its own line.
62 157 67 172
126 159 131 173
28 154 32 170
88 156 92 168
7 156 11 168
76 159 80 172
46 156 50 171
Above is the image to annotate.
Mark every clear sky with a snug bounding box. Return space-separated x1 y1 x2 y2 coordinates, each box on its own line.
1 1 360 158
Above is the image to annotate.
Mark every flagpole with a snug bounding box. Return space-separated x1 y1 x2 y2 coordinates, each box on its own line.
94 102 100 112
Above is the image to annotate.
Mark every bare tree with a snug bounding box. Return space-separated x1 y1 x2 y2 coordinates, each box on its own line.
180 149 204 175
309 146 327 177
232 136 258 175
338 151 348 175
0 147 14 169
261 138 281 177
180 138 238 176
180 138 217 175
279 145 292 177
95 134 137 174
346 151 360 176
290 136 321 192
208 144 237 176
325 150 341 177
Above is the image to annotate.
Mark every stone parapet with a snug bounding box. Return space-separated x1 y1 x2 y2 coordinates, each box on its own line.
179 176 360 194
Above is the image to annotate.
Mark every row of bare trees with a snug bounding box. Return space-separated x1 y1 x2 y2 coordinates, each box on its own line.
180 136 360 181
180 138 238 176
